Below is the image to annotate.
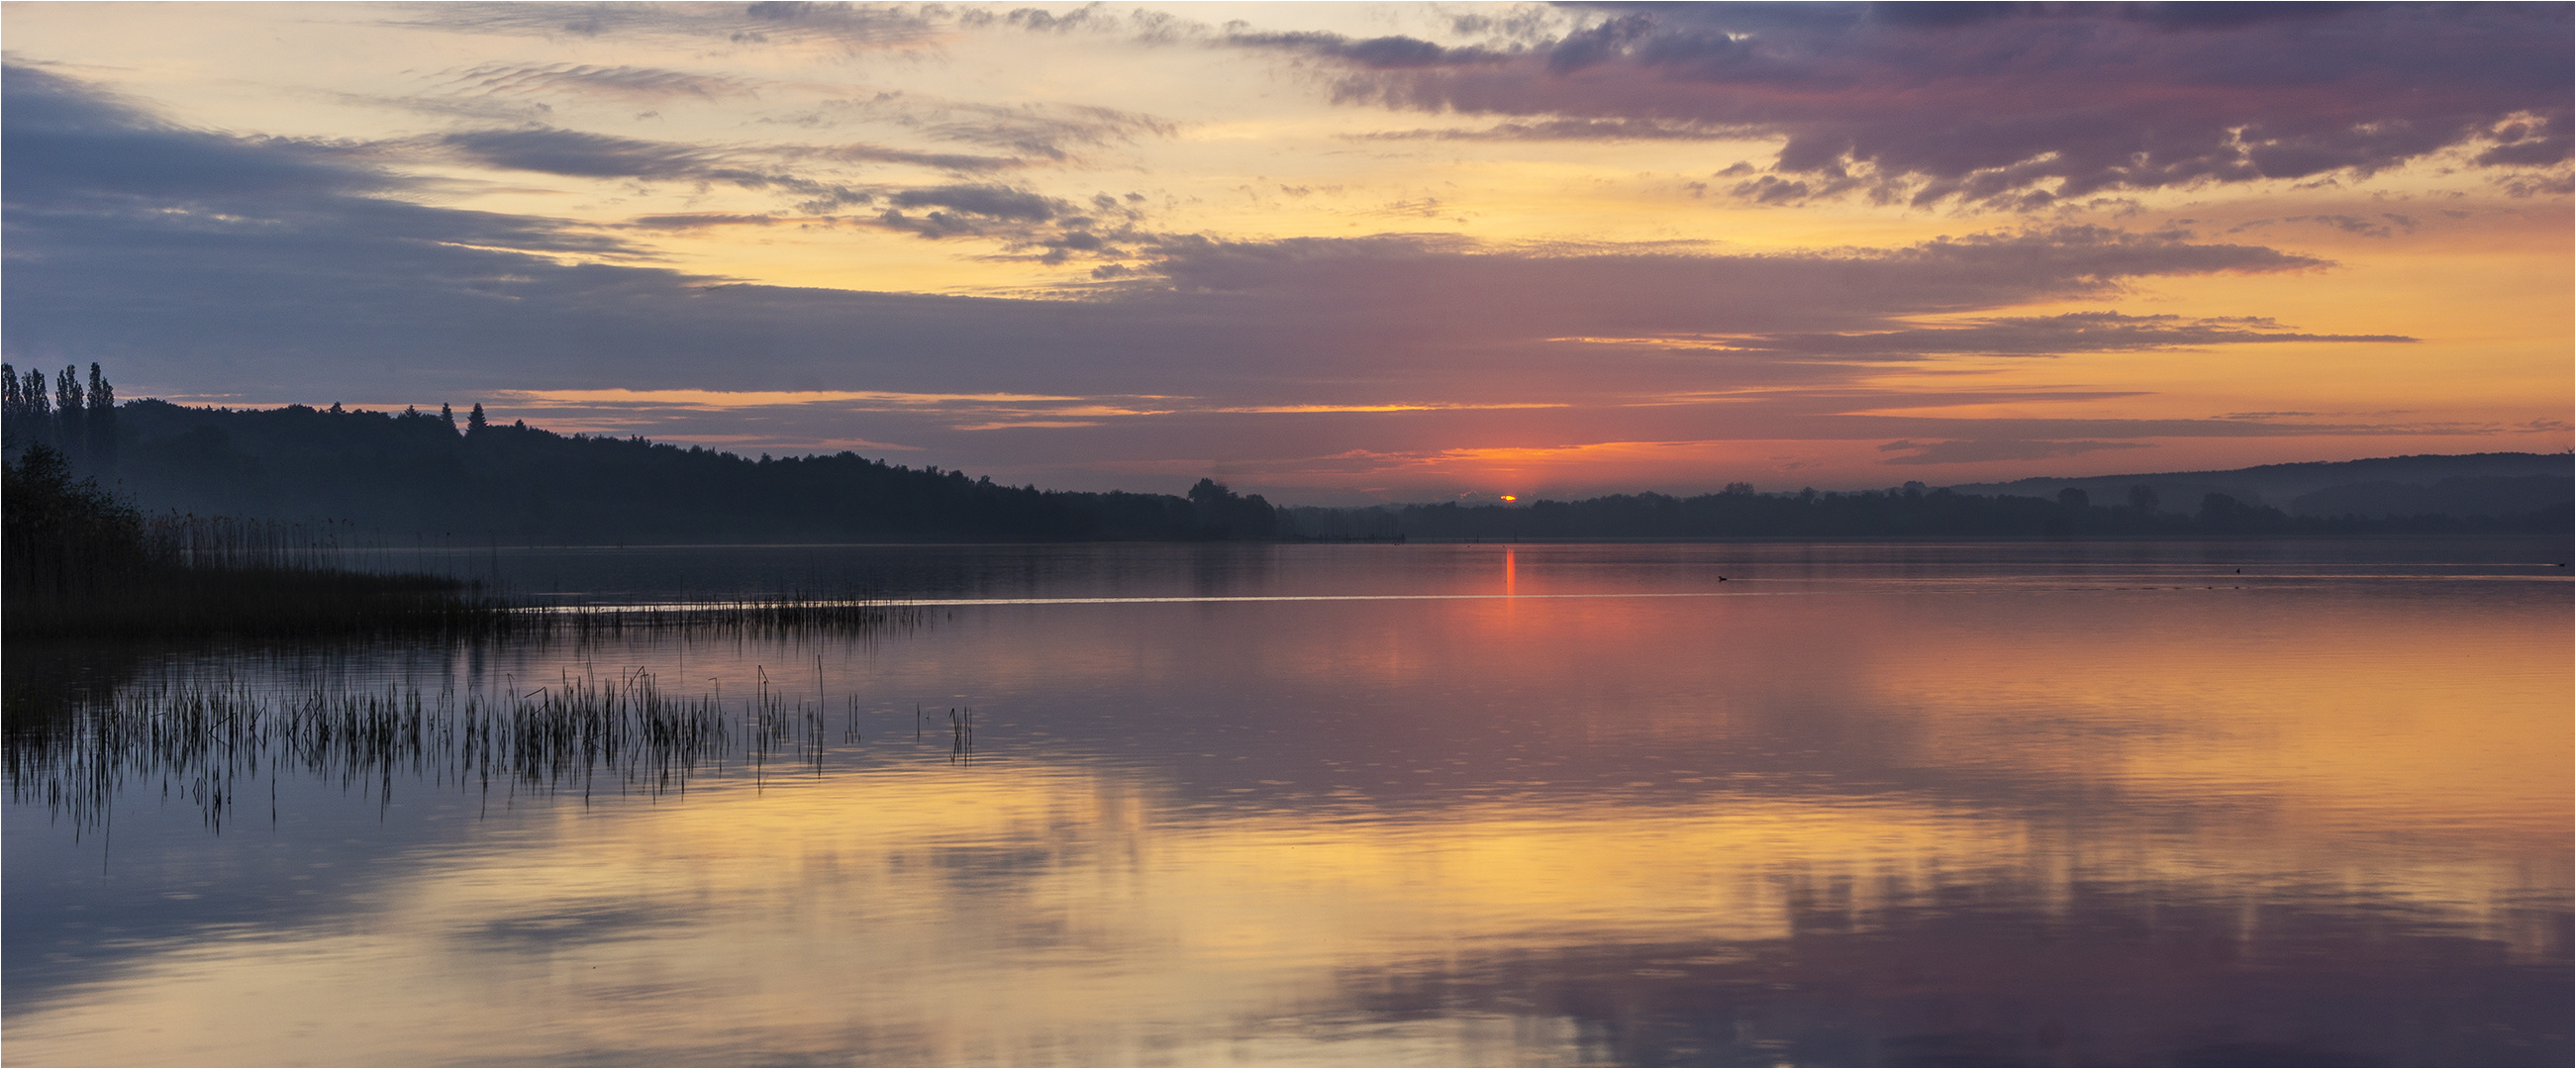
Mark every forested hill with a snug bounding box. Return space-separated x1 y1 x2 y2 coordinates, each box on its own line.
4 388 2566 545
1282 477 2571 541
32 399 1278 544
1948 452 2574 519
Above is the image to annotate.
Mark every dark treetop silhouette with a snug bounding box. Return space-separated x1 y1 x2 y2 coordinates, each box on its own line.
4 365 2564 546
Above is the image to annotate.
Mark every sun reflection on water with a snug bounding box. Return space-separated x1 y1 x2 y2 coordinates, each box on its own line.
5 543 2566 1065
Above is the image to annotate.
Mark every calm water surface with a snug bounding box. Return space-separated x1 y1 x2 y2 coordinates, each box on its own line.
6 540 2569 1066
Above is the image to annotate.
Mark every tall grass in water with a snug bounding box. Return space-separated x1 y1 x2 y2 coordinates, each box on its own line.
4 446 512 639
6 668 767 836
555 595 915 638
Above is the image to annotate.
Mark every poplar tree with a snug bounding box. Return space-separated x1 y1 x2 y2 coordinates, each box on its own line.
19 369 50 448
2 363 20 450
53 366 84 465
85 363 115 472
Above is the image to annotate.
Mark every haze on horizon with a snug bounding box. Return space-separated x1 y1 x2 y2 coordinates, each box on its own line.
3 1 2568 504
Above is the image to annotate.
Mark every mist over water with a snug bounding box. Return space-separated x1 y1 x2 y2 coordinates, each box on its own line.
6 540 2568 1066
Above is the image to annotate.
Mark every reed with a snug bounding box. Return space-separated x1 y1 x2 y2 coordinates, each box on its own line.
7 566 516 640
5 452 514 639
6 668 769 835
547 596 913 638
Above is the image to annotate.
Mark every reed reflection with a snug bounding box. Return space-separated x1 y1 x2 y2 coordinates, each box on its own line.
4 544 2566 1065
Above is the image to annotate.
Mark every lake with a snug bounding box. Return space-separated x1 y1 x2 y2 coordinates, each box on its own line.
6 539 2569 1066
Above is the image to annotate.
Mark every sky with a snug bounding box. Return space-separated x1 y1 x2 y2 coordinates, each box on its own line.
2 2 2569 503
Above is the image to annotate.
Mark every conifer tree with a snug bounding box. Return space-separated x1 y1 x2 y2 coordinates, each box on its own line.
441 403 456 432
468 402 488 434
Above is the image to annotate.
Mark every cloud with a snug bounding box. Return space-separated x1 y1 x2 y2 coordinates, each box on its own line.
2229 213 2424 240
755 92 1175 163
1878 439 2156 465
434 127 720 179
2215 411 2322 421
1120 227 2328 343
1221 30 1509 69
419 125 878 211
492 388 1089 408
1597 311 2416 361
416 126 1039 214
383 2 941 49
898 100 1177 160
813 143 1023 173
5 67 2347 399
1 65 640 259
7 64 2489 494
435 62 759 103
1252 5 2573 207
872 183 1104 242
885 184 1065 223
622 214 785 231
1353 117 1747 143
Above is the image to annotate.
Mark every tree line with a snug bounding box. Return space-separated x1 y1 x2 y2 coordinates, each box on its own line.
5 364 2560 546
2 362 117 471
42 385 1277 544
1281 481 2571 540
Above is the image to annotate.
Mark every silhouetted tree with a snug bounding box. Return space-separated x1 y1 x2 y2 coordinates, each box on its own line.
441 403 456 433
2058 487 2090 509
52 366 85 465
1180 478 1275 538
2128 484 2158 513
22 369 50 444
468 403 487 434
3 442 145 601
2195 491 2292 534
85 363 116 473
1 363 22 451
8 366 52 451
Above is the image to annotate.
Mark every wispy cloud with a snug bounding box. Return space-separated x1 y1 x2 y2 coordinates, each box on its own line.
1209 403 1568 415
1352 118 1749 143
1559 312 2413 361
434 61 761 103
821 95 1179 160
1877 438 2154 465
381 2 943 49
489 388 1090 409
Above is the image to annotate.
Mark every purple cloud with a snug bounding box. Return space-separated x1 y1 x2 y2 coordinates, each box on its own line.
1254 5 2572 207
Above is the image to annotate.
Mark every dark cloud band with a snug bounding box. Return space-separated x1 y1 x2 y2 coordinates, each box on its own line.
1252 4 2573 207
